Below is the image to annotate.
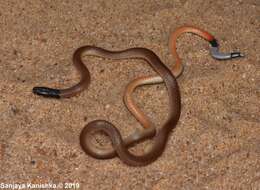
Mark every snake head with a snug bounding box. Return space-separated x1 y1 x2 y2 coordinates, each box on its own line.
210 47 244 60
33 87 61 98
209 39 244 60
231 52 244 58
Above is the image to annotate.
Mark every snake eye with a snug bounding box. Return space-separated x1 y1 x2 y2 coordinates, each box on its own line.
33 87 61 98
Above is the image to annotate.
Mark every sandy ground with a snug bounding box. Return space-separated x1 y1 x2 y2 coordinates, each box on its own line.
0 0 259 189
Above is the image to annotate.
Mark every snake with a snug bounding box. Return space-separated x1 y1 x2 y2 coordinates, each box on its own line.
32 26 243 166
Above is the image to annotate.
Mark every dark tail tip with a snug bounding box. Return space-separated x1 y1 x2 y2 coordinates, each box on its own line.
33 87 61 98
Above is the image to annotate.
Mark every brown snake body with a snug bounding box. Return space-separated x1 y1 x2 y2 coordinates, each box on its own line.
33 46 181 166
33 26 243 166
